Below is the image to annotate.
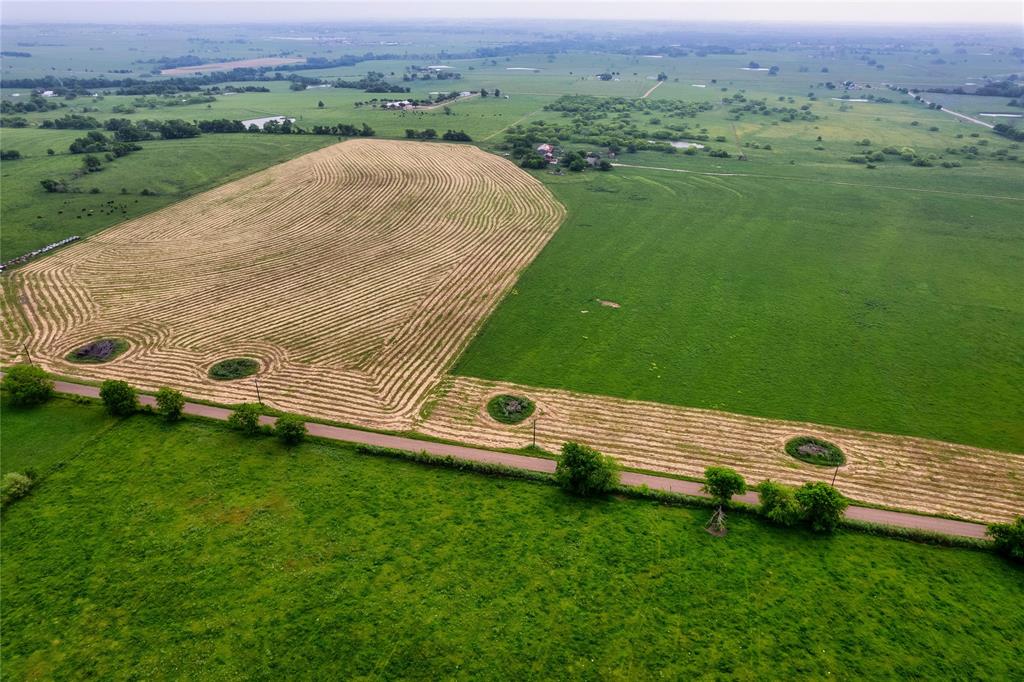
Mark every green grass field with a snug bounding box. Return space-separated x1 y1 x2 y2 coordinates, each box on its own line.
454 165 1024 453
1 402 1021 678
0 132 333 257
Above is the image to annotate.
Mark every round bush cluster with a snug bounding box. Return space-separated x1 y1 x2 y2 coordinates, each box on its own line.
65 338 128 364
785 436 846 467
486 394 535 424
209 358 260 381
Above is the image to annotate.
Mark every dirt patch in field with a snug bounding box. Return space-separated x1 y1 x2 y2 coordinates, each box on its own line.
161 57 305 75
597 299 621 308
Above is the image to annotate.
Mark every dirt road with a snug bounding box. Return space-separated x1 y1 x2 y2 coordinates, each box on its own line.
46 378 991 540
641 80 664 98
907 91 995 129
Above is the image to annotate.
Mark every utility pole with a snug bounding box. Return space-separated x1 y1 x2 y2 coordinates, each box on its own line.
831 466 839 487
532 418 537 448
254 377 262 405
22 344 31 364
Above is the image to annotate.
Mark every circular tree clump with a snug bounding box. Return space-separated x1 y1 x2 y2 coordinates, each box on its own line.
785 436 846 467
65 338 128 364
208 358 260 381
486 394 536 424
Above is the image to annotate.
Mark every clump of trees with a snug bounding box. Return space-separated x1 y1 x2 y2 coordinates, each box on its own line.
275 414 307 445
405 128 438 140
99 379 139 416
555 442 619 496
228 403 264 436
1 149 22 160
1 364 54 406
155 387 185 421
987 516 1024 563
442 130 472 142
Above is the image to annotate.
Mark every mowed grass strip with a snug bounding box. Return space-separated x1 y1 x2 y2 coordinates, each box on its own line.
2 405 1022 679
454 168 1024 452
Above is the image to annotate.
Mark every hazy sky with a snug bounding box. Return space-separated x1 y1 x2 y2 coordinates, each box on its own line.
2 0 1022 26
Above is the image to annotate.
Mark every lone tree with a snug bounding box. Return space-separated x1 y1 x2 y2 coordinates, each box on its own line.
274 414 307 446
758 480 801 526
987 516 1024 563
1 364 54 406
228 403 262 436
795 482 848 532
555 442 619 496
155 387 185 422
703 466 746 506
99 379 138 416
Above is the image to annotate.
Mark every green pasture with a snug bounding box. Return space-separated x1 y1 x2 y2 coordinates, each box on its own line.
2 404 1021 678
0 131 333 257
455 166 1024 452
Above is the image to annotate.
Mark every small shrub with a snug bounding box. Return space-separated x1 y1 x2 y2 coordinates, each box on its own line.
99 379 138 415
155 386 185 421
486 394 535 424
758 480 801 526
1 364 54 406
275 414 307 446
1 472 34 507
703 466 746 505
228 403 263 436
986 516 1024 563
795 482 848 532
555 441 619 496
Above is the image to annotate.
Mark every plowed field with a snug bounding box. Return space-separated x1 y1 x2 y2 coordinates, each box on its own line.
5 140 565 428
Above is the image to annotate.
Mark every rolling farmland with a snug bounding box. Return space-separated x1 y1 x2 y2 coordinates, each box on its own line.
4 139 565 428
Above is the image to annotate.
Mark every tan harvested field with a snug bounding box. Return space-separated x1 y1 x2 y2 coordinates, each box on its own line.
419 376 1024 522
5 140 565 428
160 57 305 75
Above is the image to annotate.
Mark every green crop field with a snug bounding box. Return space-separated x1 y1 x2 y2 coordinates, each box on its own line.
455 162 1024 453
1 402 1021 679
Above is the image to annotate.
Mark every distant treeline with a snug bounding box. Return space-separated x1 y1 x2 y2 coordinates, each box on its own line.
1 51 32 58
925 78 1023 99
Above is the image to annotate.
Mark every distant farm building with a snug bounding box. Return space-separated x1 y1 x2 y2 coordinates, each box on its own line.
241 115 296 130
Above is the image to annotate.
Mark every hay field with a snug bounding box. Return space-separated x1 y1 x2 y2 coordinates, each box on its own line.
6 140 565 428
420 377 1024 522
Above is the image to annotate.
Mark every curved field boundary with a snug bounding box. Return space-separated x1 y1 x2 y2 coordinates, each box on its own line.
8 140 565 430
419 376 1024 522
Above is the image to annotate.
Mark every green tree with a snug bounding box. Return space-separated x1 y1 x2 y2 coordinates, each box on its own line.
1 364 54 406
703 466 746 505
317 100 325 108
99 379 138 416
275 414 307 446
82 154 102 172
155 386 185 422
228 403 263 436
795 482 848 532
555 442 619 496
986 516 1024 563
758 480 801 526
